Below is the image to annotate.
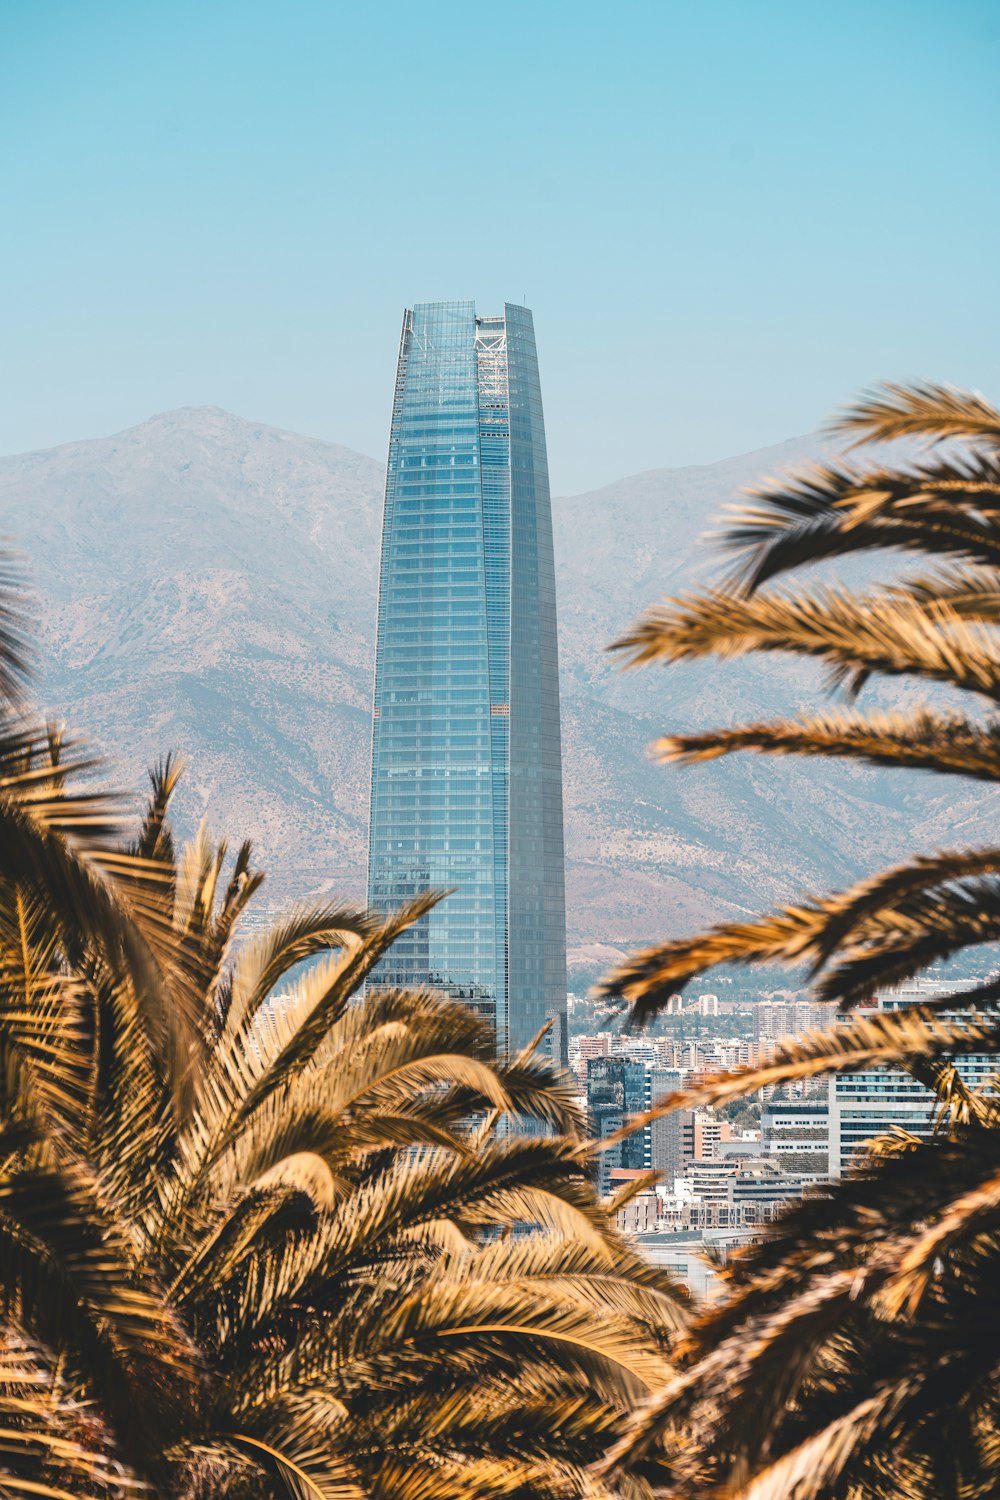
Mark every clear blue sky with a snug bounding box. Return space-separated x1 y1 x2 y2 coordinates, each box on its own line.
2 0 997 492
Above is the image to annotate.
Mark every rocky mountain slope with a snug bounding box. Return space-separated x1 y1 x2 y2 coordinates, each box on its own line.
1 408 992 946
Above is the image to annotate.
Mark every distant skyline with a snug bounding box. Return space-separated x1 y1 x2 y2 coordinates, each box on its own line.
2 0 998 493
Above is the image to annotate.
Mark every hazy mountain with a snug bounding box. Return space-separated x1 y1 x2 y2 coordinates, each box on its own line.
1 408 993 948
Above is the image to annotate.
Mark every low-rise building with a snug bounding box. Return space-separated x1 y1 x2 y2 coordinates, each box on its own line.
632 1227 762 1301
761 1100 830 1152
686 1158 738 1201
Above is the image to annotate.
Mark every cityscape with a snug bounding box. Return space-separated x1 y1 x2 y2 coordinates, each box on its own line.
2 3 999 1496
364 296 997 1300
574 980 996 1294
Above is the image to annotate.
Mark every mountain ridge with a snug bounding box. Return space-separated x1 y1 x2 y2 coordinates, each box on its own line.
1 406 992 948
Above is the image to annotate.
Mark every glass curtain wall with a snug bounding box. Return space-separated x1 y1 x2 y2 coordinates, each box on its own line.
367 301 567 1058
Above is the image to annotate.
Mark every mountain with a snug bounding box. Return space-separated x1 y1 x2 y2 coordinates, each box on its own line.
1 408 994 948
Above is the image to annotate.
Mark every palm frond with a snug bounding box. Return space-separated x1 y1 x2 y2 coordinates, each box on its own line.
217 1432 366 1500
717 452 1000 593
815 876 1000 1006
205 1055 501 1206
886 561 1000 617
832 380 1000 449
184 965 489 1218
0 890 95 1128
807 848 1000 968
599 857 1000 1023
0 1155 199 1464
216 1137 617 1362
726 1383 911 1500
0 547 33 707
231 892 444 1121
597 903 833 1023
0 1330 138 1498
0 729 206 1096
0 566 683 1497
167 1180 323 1311
129 755 183 866
456 1232 687 1333
221 900 378 1041
611 584 1000 701
879 1164 1000 1317
378 1279 670 1397
656 707 1000 782
604 378 1000 1497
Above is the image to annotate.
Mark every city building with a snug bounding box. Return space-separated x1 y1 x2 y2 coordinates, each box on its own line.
614 1038 659 1065
367 302 566 1058
544 1006 568 1071
631 1229 750 1302
718 1134 764 1160
571 1032 612 1088
753 999 828 1048
693 1111 734 1160
648 1068 689 1187
828 982 997 1176
761 1099 830 1152
610 1174 659 1234
760 1099 830 1175
587 1055 650 1195
731 1160 825 1218
687 1158 738 1201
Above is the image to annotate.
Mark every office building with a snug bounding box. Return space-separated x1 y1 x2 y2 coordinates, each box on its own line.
753 999 828 1048
587 1056 650 1195
648 1068 689 1187
367 302 566 1058
761 1100 830 1150
828 983 997 1175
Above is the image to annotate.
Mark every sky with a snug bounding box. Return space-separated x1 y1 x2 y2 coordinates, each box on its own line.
1 0 998 493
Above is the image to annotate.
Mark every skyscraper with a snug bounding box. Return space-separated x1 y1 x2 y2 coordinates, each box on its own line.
367 301 567 1060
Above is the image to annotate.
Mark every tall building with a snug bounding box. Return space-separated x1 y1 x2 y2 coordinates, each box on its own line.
753 999 827 1047
587 1056 650 1197
648 1068 690 1188
367 301 567 1059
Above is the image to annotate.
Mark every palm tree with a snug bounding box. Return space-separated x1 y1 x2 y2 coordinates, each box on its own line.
0 556 205 1100
0 570 685 1498
596 383 1000 1496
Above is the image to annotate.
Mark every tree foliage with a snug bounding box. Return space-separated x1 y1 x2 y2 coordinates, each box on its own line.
600 382 1000 1496
0 557 684 1499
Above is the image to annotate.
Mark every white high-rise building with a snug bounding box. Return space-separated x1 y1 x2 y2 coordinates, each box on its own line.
828 981 995 1176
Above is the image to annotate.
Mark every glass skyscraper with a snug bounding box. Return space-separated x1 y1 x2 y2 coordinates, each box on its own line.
367 301 567 1060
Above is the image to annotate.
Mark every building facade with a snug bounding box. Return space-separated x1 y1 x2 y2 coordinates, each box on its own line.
587 1056 650 1196
828 983 997 1176
367 301 567 1059
649 1068 689 1188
